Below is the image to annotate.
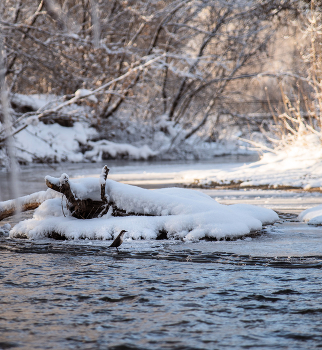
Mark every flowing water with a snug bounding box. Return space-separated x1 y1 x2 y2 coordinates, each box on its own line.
1 158 322 349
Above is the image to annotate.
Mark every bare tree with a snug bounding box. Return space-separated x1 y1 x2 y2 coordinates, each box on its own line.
0 0 299 152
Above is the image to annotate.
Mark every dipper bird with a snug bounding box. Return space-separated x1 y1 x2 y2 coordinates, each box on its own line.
109 230 127 252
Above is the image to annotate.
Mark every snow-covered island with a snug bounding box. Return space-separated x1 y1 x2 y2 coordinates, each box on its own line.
7 167 278 242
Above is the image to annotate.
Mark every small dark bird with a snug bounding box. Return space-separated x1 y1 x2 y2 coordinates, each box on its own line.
109 230 127 252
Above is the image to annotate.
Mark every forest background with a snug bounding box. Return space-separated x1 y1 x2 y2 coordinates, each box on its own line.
0 0 320 166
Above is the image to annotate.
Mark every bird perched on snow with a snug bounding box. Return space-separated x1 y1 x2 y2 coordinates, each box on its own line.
109 230 127 252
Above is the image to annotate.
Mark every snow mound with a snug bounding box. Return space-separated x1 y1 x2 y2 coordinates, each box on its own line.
75 89 98 103
190 134 322 189
85 140 158 161
299 205 322 225
11 94 58 111
10 178 278 241
15 122 97 163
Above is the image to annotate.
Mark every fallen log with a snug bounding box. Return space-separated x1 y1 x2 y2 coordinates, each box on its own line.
0 190 55 221
45 169 112 219
45 165 151 219
0 165 153 221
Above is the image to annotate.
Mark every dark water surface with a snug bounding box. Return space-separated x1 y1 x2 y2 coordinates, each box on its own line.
1 235 322 350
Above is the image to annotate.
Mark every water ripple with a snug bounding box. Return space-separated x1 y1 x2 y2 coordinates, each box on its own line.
1 233 322 349
2 237 322 268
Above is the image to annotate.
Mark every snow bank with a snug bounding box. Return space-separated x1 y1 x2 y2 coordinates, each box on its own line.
3 94 255 167
189 135 322 190
14 121 156 163
15 122 97 163
299 205 322 225
85 140 157 161
5 94 158 164
10 178 278 241
11 94 58 111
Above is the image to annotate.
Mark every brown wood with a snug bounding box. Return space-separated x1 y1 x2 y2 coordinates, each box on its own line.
45 173 108 219
0 190 50 221
0 201 40 221
100 165 109 202
0 165 154 221
45 165 151 219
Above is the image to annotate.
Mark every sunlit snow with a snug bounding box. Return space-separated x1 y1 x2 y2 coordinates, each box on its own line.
182 137 322 189
10 177 278 241
299 205 322 225
4 94 252 166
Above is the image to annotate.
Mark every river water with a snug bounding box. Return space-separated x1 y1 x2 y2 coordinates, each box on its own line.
1 158 322 349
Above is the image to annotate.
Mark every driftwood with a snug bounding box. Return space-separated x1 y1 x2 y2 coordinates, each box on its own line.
0 198 41 221
46 166 115 219
0 165 152 221
0 191 52 221
45 165 149 219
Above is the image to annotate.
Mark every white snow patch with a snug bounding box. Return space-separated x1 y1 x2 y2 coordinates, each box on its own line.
10 178 278 241
85 140 158 161
186 135 322 189
11 94 58 111
0 189 59 214
75 89 98 103
299 205 322 225
14 122 98 163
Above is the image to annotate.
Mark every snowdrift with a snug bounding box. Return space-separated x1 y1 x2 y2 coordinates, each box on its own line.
299 205 322 226
10 177 278 241
191 133 322 190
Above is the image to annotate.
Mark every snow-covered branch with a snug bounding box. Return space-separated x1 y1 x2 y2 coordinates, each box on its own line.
0 54 165 143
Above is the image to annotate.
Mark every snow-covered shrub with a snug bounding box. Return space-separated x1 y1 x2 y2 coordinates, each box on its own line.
253 4 322 166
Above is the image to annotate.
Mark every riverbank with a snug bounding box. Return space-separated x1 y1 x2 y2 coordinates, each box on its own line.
184 146 322 191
